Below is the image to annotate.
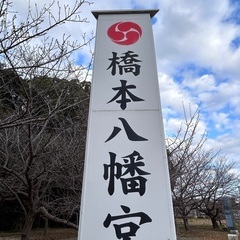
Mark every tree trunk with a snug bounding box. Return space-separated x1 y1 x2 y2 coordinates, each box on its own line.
183 216 189 230
21 210 37 240
43 217 48 240
39 206 78 229
210 216 219 229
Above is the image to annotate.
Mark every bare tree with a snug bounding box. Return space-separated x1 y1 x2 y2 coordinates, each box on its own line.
167 106 238 230
196 156 238 228
0 77 90 239
167 106 206 230
0 1 92 239
0 0 93 129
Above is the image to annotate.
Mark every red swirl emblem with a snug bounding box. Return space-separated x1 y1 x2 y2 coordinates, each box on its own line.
107 22 142 45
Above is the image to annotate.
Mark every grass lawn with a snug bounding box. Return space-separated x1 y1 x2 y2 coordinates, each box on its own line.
176 218 240 240
0 218 239 240
0 228 78 240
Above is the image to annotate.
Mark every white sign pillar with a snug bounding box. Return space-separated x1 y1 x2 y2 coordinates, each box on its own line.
78 10 177 240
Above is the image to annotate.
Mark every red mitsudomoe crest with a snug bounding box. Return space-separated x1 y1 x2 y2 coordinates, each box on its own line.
107 21 142 45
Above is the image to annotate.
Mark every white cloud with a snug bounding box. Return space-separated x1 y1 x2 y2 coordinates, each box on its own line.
158 72 198 115
183 74 216 93
205 131 240 163
154 0 240 78
211 112 231 131
158 73 207 146
6 0 240 166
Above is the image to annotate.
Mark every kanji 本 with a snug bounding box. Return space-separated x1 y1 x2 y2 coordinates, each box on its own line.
107 51 142 76
103 150 150 195
107 80 144 110
103 205 152 240
105 117 148 142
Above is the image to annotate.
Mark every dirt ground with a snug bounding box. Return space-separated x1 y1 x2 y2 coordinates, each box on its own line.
0 218 239 240
176 218 240 240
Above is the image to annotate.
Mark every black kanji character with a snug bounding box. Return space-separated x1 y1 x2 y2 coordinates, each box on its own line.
103 151 150 195
108 80 144 110
107 51 142 76
105 118 148 142
103 205 152 240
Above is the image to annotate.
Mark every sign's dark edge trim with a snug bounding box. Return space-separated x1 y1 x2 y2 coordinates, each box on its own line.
92 10 159 19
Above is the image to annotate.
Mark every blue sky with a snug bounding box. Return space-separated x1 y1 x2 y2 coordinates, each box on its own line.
14 0 240 164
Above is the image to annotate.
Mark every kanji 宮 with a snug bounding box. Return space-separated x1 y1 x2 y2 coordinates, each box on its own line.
103 205 152 240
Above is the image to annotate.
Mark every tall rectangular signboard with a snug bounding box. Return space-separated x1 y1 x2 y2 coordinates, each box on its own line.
78 10 177 240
